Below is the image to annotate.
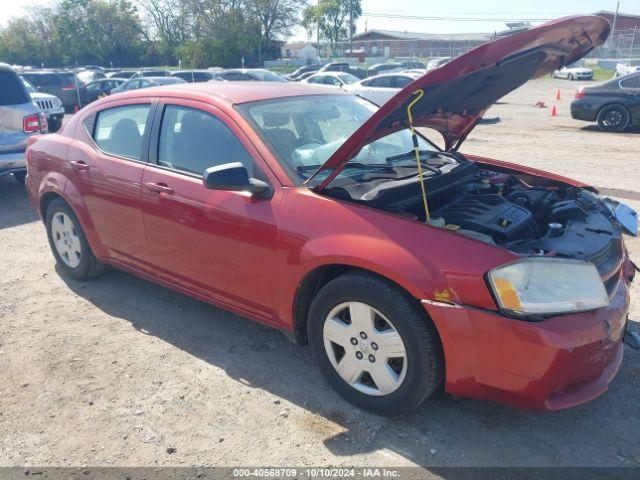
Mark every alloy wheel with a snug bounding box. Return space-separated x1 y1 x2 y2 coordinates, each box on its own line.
51 212 82 268
322 301 408 396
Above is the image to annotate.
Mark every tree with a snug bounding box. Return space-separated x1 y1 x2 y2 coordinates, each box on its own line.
302 0 361 49
137 0 190 64
53 0 145 66
246 0 307 63
0 8 61 67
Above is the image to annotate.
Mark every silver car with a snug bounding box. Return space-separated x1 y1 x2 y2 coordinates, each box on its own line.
0 63 47 184
22 77 65 132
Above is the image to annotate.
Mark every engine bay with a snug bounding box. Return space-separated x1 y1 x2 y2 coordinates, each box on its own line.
324 158 622 274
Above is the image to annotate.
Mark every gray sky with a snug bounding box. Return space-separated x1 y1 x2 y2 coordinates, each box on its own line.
1 0 638 36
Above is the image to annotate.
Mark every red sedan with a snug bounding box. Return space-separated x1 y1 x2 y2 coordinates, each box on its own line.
26 16 635 414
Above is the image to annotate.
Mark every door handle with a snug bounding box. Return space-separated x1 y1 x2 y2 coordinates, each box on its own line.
145 182 174 194
70 160 90 171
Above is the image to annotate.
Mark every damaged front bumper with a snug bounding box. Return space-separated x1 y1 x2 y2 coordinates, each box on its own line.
423 261 633 410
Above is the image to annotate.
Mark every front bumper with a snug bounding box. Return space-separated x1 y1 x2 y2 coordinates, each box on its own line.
423 274 631 410
0 150 27 177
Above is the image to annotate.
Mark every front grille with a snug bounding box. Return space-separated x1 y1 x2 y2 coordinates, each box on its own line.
36 100 53 110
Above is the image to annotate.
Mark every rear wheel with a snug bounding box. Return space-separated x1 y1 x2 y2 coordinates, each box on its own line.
308 272 443 416
597 104 631 132
45 198 107 280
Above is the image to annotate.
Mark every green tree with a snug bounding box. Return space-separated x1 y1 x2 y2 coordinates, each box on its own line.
53 0 145 66
302 0 361 49
0 8 61 67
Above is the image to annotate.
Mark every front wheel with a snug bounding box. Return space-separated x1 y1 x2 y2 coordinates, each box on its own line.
45 198 107 280
308 272 443 416
597 104 631 132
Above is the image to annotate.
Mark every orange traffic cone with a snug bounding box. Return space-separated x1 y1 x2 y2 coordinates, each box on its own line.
73 104 79 113
556 89 561 100
551 105 557 116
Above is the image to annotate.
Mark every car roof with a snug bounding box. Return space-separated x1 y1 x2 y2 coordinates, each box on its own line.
110 81 346 105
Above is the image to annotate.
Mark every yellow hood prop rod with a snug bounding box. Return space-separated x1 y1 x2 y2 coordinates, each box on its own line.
406 89 431 223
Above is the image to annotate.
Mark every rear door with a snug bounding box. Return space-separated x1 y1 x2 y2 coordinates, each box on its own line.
140 99 279 320
0 69 33 157
66 99 156 268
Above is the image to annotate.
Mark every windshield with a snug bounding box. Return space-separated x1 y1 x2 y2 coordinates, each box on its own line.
337 73 359 84
238 94 445 186
252 70 287 82
21 77 36 93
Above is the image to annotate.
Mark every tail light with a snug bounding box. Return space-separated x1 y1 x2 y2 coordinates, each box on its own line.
61 84 77 91
575 87 585 100
23 112 48 134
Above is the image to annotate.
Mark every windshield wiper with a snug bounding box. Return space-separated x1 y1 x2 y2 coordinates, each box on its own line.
296 162 394 172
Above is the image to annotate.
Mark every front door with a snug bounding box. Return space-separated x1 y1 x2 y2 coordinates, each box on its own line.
140 100 279 321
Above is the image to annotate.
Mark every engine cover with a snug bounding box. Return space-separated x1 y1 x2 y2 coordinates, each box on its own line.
436 195 537 243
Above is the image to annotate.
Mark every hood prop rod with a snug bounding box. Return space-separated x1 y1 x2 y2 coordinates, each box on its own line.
406 89 431 224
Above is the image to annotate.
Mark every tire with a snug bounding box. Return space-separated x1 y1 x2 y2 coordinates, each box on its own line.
45 198 107 280
308 271 443 416
597 104 631 132
12 171 26 184
48 118 61 133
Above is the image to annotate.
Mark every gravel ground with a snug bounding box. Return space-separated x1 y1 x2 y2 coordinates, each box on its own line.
1 78 639 470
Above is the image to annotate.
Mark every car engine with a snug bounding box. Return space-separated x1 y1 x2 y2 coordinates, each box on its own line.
324 159 623 278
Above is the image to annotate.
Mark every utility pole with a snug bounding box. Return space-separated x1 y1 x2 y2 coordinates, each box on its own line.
609 1 620 47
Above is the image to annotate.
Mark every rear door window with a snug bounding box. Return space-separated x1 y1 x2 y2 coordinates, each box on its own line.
620 74 640 89
394 76 413 88
371 76 393 88
93 104 151 160
0 70 30 105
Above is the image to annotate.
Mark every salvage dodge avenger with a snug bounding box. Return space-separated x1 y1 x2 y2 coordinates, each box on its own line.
26 16 637 415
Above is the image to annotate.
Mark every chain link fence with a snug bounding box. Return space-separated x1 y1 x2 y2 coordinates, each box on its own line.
309 28 640 66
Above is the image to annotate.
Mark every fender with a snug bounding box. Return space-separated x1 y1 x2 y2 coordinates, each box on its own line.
469 154 594 190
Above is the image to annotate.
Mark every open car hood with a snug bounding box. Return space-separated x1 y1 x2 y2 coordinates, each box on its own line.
309 15 609 191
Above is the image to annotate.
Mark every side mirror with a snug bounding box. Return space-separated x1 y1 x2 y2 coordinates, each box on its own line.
203 162 272 199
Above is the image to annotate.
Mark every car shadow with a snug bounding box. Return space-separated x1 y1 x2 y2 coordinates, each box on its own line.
580 125 640 134
56 265 640 468
0 175 39 230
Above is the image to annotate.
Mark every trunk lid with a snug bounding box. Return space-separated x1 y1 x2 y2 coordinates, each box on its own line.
309 15 610 191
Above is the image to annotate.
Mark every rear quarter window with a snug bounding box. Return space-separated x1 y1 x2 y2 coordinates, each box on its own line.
0 70 31 105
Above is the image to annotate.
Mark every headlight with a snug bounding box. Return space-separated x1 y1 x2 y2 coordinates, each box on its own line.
487 257 609 316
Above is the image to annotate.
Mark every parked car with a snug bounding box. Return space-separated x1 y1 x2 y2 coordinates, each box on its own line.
367 63 405 76
111 76 186 94
21 77 65 132
1 63 47 184
107 70 136 79
76 69 107 84
301 72 360 88
25 16 635 416
571 71 640 132
553 64 594 80
286 64 320 81
344 72 420 105
295 71 316 81
130 69 172 79
20 70 84 112
318 62 352 73
171 70 217 83
212 69 287 82
615 62 640 77
426 57 451 71
401 60 426 70
83 78 127 103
